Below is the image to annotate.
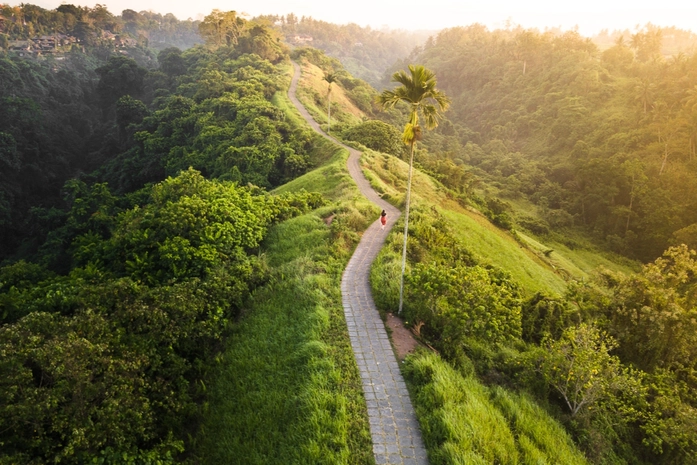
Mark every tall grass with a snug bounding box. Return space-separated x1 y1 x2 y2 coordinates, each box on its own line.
194 212 374 464
403 351 588 465
490 387 589 465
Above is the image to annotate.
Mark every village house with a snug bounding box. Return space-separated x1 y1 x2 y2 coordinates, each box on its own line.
32 35 57 51
8 39 31 56
292 34 313 43
4 26 135 58
7 33 78 57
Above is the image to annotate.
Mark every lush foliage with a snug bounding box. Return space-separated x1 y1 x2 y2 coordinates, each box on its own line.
98 50 311 193
0 170 325 463
367 137 697 462
408 25 697 262
538 323 626 416
0 6 336 460
1 4 308 265
342 120 404 156
405 262 522 345
0 51 103 260
0 4 202 50
264 14 429 87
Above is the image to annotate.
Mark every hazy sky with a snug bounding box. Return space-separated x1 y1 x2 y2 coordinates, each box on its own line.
29 0 697 35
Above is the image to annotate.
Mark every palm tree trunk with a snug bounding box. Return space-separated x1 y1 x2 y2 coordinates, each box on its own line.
625 193 634 234
398 141 416 315
327 92 331 133
660 141 669 175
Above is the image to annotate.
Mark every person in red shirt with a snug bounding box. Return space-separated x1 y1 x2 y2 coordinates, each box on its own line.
380 210 387 230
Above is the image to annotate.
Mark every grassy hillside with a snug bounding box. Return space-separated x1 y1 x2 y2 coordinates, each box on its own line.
195 207 375 464
358 149 635 297
294 58 369 133
196 53 632 464
404 351 588 465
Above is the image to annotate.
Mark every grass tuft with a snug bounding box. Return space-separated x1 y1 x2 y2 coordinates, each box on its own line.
403 351 588 465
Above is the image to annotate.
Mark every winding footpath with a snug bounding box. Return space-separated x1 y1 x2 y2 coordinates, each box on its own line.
288 62 428 465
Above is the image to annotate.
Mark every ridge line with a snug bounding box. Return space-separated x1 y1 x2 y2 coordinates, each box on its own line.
288 60 428 465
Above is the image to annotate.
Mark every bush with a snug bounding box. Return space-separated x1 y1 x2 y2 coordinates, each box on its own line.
521 292 580 344
404 262 522 348
517 215 551 235
342 120 404 157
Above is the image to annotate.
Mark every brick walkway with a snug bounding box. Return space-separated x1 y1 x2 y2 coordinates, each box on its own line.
289 61 428 465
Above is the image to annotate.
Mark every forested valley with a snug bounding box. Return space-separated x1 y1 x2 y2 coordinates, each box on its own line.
0 5 326 463
2 3 697 464
403 25 697 262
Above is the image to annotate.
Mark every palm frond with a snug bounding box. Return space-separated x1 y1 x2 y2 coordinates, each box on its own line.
323 72 339 84
421 104 441 129
376 90 401 109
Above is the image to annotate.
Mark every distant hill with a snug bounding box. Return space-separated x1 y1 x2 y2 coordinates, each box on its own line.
262 14 430 88
0 4 202 54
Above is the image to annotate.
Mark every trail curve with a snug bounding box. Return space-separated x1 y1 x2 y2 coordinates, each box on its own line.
288 61 428 465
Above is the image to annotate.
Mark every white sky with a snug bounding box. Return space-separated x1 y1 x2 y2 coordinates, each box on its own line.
30 0 697 35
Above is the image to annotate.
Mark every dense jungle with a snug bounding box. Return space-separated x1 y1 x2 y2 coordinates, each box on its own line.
1 4 696 464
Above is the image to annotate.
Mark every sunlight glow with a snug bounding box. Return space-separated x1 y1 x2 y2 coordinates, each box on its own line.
29 0 697 35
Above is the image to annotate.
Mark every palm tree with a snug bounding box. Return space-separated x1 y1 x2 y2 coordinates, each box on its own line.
377 65 450 314
323 72 339 132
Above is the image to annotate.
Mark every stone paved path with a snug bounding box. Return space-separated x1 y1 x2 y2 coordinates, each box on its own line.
289 61 428 465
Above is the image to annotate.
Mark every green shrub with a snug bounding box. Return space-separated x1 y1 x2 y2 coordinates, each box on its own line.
404 262 522 347
342 120 404 157
521 292 580 344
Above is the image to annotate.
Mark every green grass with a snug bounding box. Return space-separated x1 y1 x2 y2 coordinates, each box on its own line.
441 210 567 296
360 149 567 297
194 212 374 465
477 177 640 278
515 231 639 278
490 387 589 465
403 351 588 465
272 143 356 200
271 90 306 134
194 64 376 464
293 59 365 132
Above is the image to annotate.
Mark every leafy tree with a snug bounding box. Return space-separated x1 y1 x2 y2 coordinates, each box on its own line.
405 262 522 347
101 168 274 284
672 223 697 251
539 323 625 416
157 47 187 78
236 23 287 63
115 96 148 142
521 293 580 344
96 56 147 108
342 120 403 156
198 10 245 48
377 64 450 314
595 245 697 373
